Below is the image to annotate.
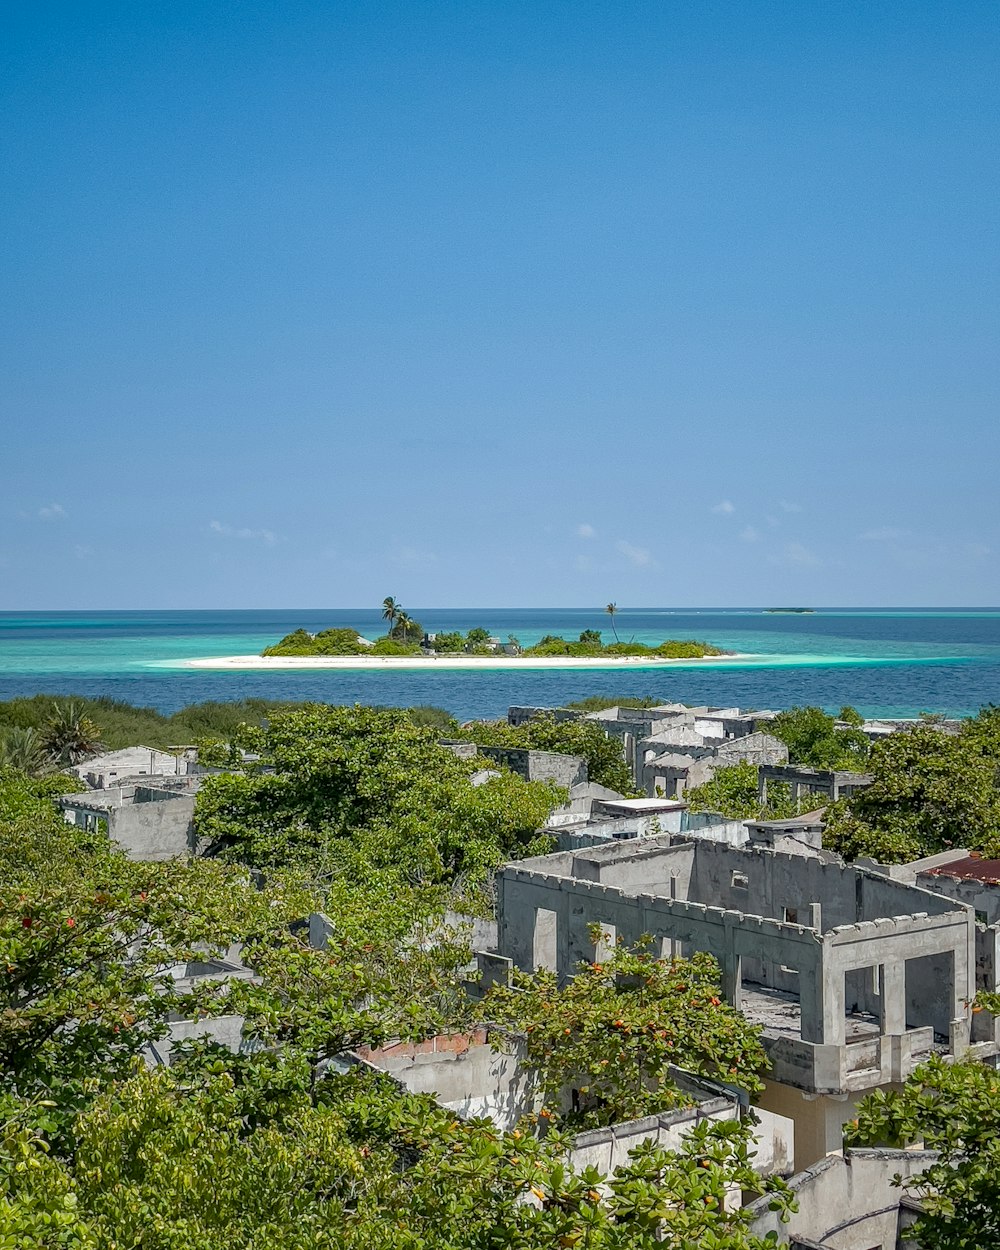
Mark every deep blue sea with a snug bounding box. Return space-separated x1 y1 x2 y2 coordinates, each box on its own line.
1 608 998 721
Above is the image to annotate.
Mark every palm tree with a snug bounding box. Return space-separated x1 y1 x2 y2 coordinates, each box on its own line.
395 612 414 643
42 702 104 767
605 602 620 643
382 597 401 636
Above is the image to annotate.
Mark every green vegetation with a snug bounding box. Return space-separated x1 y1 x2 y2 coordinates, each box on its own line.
564 695 668 712
0 753 794 1247
262 626 373 656
524 632 725 659
686 761 806 821
262 601 725 659
0 696 458 756
848 1053 1000 1248
194 703 561 901
824 709 1000 862
482 933 767 1130
459 712 636 793
768 705 869 770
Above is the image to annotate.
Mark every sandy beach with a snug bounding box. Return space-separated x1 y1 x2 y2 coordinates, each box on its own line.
181 652 753 671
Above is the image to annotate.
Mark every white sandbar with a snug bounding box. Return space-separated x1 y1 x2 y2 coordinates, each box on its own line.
180 652 752 671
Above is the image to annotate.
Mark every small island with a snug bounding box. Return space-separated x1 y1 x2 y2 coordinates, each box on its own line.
261 627 726 660
764 608 815 614
179 599 745 671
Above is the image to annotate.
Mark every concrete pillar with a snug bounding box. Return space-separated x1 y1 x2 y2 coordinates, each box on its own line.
879 963 907 1034
801 957 844 1046
946 946 971 1053
721 954 742 1010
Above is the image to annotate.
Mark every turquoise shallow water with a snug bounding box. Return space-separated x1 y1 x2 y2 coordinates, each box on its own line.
0 609 998 720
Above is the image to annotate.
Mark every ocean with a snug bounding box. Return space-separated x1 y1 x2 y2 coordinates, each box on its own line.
0 608 998 722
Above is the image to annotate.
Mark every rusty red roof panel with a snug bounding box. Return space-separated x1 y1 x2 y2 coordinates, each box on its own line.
926 854 1000 884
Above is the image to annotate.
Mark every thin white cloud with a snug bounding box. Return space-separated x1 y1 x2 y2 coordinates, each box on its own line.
779 501 802 514
391 545 439 570
711 500 735 515
739 526 760 543
859 527 910 542
769 541 821 568
210 520 277 546
616 540 652 567
38 503 66 521
576 523 597 539
73 544 94 560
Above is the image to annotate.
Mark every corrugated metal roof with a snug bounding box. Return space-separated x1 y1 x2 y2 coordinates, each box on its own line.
926 853 1000 884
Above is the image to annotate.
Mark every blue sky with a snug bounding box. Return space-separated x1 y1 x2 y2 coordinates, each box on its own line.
1 1 997 608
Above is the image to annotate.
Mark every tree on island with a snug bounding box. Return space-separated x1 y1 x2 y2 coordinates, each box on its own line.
395 611 416 643
381 596 401 634
605 602 620 642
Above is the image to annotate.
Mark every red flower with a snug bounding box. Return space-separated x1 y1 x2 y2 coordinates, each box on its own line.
21 917 31 929
65 917 75 928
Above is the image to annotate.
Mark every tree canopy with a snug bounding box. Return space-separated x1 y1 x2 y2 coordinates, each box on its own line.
848 1053 1000 1249
0 765 794 1249
481 933 768 1131
767 705 869 771
824 711 1000 862
194 703 560 901
460 712 635 794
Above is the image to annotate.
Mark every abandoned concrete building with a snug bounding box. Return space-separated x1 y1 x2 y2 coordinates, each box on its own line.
59 775 203 860
70 745 198 790
493 832 990 1167
639 727 788 797
502 703 789 798
350 1028 794 1179
758 763 874 807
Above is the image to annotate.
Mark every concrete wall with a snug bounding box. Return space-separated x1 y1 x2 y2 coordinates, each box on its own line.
476 746 588 789
507 706 582 727
568 1100 792 1178
108 791 197 860
62 785 197 860
916 867 1000 924
358 1032 794 1177
747 1148 937 1250
148 1014 246 1066
497 839 978 1090
355 1031 532 1131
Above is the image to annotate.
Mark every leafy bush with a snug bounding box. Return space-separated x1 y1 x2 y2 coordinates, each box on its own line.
768 705 869 769
370 637 421 656
482 935 768 1129
428 630 464 652
194 704 560 896
263 628 369 656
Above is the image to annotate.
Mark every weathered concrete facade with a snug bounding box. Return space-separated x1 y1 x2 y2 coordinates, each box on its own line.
473 746 588 789
72 746 194 790
59 776 202 860
747 1148 930 1250
495 834 983 1165
758 764 873 806
641 729 788 797
355 1030 794 1177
